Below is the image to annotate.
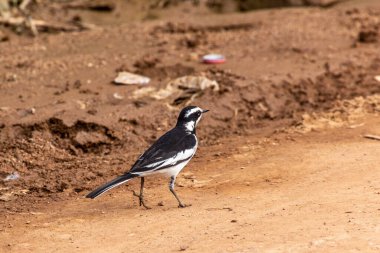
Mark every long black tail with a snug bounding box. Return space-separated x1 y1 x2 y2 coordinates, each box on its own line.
86 173 137 199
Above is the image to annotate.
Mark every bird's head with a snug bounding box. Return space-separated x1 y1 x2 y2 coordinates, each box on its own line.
176 106 209 133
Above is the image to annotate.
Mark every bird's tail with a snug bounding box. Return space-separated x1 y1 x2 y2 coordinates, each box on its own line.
86 173 137 199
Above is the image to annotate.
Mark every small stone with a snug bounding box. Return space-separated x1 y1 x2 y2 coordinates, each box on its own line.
0 193 12 202
0 30 9 42
29 108 36 114
188 52 199 61
114 71 150 85
87 109 97 115
358 30 378 43
179 245 188 251
0 107 10 111
113 92 124 100
231 219 237 223
157 201 164 206
4 172 20 181
76 100 86 110
5 73 17 82
30 212 44 215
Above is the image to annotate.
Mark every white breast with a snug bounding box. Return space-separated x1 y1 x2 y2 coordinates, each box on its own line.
159 159 193 177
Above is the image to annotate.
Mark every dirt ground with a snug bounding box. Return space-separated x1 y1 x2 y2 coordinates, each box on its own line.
1 116 380 252
1 0 380 252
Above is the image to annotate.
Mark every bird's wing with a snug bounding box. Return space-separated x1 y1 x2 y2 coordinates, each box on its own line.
128 128 197 175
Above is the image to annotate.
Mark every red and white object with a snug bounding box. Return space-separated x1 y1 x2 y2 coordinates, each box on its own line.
202 54 226 64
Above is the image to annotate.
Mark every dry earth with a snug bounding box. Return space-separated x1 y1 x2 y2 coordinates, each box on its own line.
1 0 380 252
1 116 380 252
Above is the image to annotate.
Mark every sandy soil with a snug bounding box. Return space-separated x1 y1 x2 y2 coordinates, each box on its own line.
1 0 380 252
1 0 380 205
1 116 380 252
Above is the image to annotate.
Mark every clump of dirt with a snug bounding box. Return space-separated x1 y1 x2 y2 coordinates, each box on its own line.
117 55 195 81
235 59 380 122
12 117 119 154
345 8 380 43
0 118 128 204
179 33 209 49
288 94 380 133
204 68 246 88
0 116 126 204
150 22 258 51
126 58 380 143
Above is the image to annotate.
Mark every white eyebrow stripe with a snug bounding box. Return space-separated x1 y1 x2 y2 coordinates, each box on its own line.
185 108 200 117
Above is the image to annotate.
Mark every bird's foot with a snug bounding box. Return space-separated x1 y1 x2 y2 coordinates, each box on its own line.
140 200 151 210
178 203 192 208
132 190 151 209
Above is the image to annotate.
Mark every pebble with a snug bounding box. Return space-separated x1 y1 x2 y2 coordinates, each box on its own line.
76 100 86 110
29 108 36 114
179 245 188 251
114 71 150 85
113 92 124 100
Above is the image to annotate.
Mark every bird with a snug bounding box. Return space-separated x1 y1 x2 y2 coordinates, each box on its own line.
86 106 209 208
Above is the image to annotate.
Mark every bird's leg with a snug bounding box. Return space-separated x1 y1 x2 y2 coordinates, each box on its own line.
169 176 190 208
132 177 151 209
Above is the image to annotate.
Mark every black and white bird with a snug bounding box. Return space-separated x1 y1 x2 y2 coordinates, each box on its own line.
86 106 209 208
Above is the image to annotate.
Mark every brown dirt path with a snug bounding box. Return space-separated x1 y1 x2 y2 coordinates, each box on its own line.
1 116 379 253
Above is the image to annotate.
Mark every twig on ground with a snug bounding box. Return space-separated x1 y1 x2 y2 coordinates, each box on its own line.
364 134 380 141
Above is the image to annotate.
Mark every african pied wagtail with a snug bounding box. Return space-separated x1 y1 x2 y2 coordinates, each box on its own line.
86 106 209 208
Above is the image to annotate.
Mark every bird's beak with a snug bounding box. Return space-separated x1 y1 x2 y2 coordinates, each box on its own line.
202 109 210 114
